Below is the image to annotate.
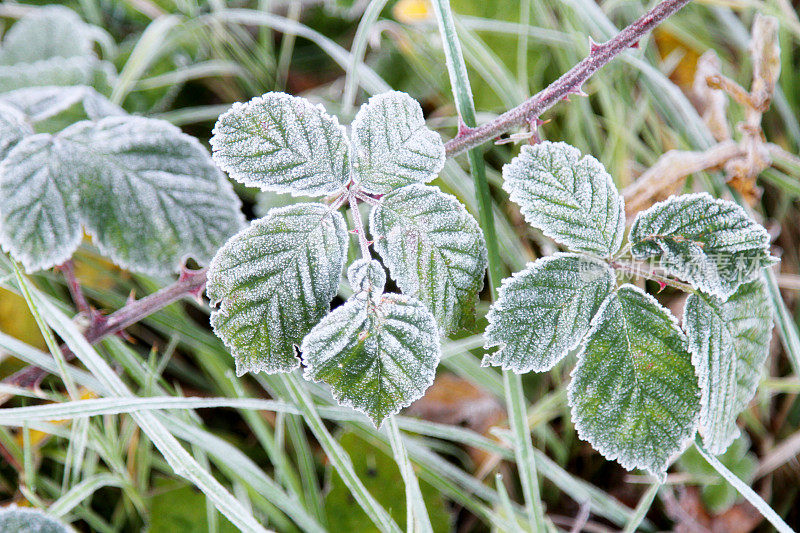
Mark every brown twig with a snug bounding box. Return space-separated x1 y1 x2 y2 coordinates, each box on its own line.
443 0 693 158
59 260 92 318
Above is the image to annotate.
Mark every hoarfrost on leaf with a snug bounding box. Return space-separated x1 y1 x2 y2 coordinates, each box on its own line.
0 6 96 65
211 92 351 197
0 56 115 95
629 193 775 300
0 85 124 123
0 505 74 533
351 91 445 194
348 258 386 296
483 253 614 373
0 116 245 274
502 141 625 256
301 290 440 427
568 284 701 477
684 278 772 455
369 184 487 334
207 203 348 376
0 102 33 160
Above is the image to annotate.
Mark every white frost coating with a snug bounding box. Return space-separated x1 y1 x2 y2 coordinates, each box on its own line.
0 116 245 274
347 258 386 296
0 134 83 272
568 284 701 478
0 56 116 94
483 253 615 373
0 102 33 160
370 184 487 334
300 291 440 427
0 86 124 123
351 91 446 194
207 203 348 376
0 505 75 533
684 278 772 455
630 193 776 300
211 92 351 197
0 6 94 65
502 141 625 256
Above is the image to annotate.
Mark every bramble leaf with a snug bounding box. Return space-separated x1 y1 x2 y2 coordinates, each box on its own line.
0 86 124 124
211 92 350 197
502 141 625 256
207 203 348 376
370 184 487 334
0 6 96 65
629 193 775 300
0 102 33 160
351 91 445 194
301 291 440 427
569 284 700 477
0 56 115 94
0 506 73 533
684 278 772 455
0 116 244 274
483 253 615 373
348 258 387 295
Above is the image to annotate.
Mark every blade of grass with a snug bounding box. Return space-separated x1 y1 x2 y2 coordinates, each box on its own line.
386 417 433 533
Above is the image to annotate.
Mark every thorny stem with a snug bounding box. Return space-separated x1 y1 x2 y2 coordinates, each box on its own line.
610 260 696 293
348 193 371 259
5 0 693 388
59 260 92 318
443 0 693 158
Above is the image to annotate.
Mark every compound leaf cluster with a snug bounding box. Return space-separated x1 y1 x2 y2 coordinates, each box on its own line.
207 91 477 425
488 141 776 474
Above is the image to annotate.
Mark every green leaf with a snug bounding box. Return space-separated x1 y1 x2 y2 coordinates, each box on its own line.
0 506 73 533
0 86 124 124
630 193 775 300
208 203 348 376
211 92 350 197
351 91 445 194
684 278 772 455
569 284 700 477
0 102 33 160
678 434 757 514
502 141 625 256
301 291 440 426
483 253 615 373
0 6 95 65
325 431 452 533
0 56 115 95
348 258 387 295
0 116 244 274
370 184 487 334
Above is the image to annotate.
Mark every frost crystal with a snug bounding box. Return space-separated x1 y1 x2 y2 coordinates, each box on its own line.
0 505 74 533
502 141 625 256
301 291 440 427
207 203 348 376
211 92 351 197
347 258 387 296
0 86 124 123
351 91 445 194
569 284 701 477
684 278 772 455
0 102 33 160
483 253 614 373
370 184 487 334
630 193 776 300
0 116 245 274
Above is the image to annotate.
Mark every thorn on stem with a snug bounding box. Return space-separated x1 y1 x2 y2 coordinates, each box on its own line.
630 40 640 49
655 280 667 293
589 37 603 54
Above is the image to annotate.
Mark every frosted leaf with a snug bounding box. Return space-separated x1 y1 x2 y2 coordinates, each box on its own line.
0 116 245 274
351 91 445 194
211 92 350 197
0 506 74 533
630 193 776 300
569 284 701 477
502 141 625 256
301 292 440 426
0 6 95 65
347 258 386 296
483 253 615 373
684 278 772 455
0 86 124 123
0 56 116 94
369 184 487 334
207 203 347 376
0 102 33 160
